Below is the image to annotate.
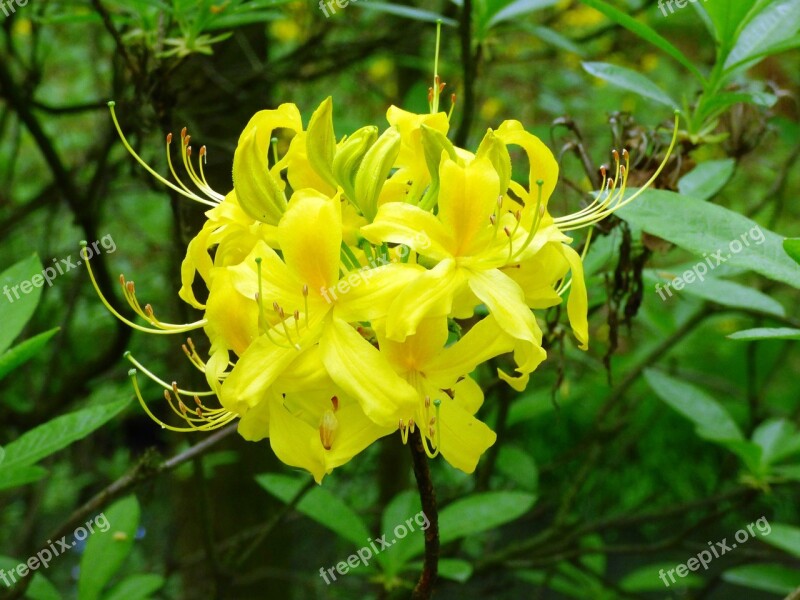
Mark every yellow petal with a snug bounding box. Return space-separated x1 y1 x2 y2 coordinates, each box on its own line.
423 381 496 474
278 189 342 293
361 202 453 261
233 125 288 225
562 243 589 350
426 315 515 387
466 268 546 374
333 263 424 323
205 267 259 357
437 157 499 257
238 398 271 442
503 242 568 308
495 119 559 207
285 132 338 197
219 336 305 413
269 393 327 483
385 258 465 341
320 317 418 428
377 317 450 376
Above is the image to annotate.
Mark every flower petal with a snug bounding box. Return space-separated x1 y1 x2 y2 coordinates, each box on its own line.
385 258 465 341
361 202 453 261
278 189 342 293
467 268 546 374
426 315 516 388
333 263 425 323
320 317 418 427
437 157 500 257
562 243 589 350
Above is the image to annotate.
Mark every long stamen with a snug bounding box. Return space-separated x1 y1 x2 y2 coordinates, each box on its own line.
558 113 680 231
107 102 218 208
129 369 235 432
124 351 215 396
82 242 206 335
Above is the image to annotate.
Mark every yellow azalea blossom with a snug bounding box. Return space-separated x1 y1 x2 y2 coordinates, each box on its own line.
376 315 519 473
361 151 551 381
91 73 678 485
219 188 422 430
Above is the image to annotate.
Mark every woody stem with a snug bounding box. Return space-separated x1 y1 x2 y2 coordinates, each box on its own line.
409 428 439 599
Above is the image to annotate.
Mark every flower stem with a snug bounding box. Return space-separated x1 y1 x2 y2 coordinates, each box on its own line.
409 429 439 599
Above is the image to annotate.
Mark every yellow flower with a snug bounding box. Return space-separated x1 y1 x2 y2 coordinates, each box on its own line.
375 315 520 473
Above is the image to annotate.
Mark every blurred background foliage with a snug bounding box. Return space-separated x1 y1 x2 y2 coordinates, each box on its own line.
1 0 799 598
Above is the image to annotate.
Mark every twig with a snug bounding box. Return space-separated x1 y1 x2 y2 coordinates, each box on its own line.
409 429 439 600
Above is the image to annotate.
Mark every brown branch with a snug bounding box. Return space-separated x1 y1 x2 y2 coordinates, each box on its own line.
409 429 439 600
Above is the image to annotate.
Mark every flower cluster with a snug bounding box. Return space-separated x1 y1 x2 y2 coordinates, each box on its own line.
88 91 674 483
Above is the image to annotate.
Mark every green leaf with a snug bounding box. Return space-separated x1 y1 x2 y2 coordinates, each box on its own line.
495 445 539 492
255 473 370 546
644 370 743 442
760 523 800 558
0 465 48 491
431 558 473 582
703 0 757 50
774 464 800 482
27 571 62 600
357 3 458 26
728 327 800 341
486 0 558 28
104 574 165 600
620 562 703 591
617 189 800 289
439 492 536 544
0 446 4 466
645 270 785 317
722 563 800 594
377 490 423 575
696 91 777 124
78 495 141 600
581 62 677 108
0 328 59 382
724 0 800 70
520 24 586 56
0 556 62 599
752 419 800 466
578 0 704 80
784 238 800 265
677 159 736 201
0 255 45 354
1 397 130 470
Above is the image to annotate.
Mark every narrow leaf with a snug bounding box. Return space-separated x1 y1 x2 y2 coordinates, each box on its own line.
582 62 677 108
439 492 536 544
728 327 800 341
617 190 800 289
644 369 743 442
579 0 704 80
0 255 45 354
0 328 59 382
1 397 130 470
722 564 800 594
677 159 735 201
78 496 141 600
255 473 370 546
